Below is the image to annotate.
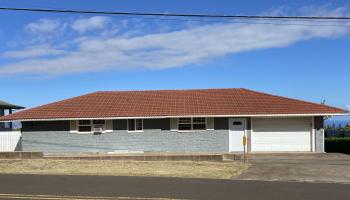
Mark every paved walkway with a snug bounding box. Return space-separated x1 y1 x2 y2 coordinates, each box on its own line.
234 153 350 183
0 174 349 200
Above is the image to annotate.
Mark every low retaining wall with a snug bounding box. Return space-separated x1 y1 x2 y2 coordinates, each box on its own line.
45 153 242 161
45 153 227 162
0 152 241 161
0 151 43 159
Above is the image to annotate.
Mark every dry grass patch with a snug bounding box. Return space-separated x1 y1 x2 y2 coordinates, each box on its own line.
0 159 248 179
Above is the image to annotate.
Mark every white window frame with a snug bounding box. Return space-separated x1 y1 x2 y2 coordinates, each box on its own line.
78 120 92 134
178 117 207 132
127 119 143 132
77 120 106 134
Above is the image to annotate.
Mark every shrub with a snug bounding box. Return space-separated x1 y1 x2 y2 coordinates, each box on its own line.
325 137 350 154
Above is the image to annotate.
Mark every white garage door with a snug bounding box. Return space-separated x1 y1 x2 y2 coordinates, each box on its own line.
251 118 312 152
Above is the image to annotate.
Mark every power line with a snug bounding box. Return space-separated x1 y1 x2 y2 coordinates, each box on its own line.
0 7 350 20
1 7 349 28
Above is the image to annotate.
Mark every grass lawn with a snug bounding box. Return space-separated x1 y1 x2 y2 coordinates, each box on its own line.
0 159 248 179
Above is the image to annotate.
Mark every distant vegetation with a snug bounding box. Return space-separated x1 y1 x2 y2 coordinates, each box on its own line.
325 123 350 154
325 123 350 132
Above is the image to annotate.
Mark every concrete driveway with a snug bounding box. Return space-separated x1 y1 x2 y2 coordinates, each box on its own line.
234 153 350 183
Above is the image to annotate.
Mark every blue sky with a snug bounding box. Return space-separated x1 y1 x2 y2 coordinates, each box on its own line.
0 0 349 121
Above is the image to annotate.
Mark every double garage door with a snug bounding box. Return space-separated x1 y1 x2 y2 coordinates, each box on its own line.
251 118 312 152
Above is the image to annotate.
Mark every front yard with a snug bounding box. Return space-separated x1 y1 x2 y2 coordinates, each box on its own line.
0 159 248 179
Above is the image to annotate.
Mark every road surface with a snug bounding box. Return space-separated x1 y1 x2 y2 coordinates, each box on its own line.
0 174 349 200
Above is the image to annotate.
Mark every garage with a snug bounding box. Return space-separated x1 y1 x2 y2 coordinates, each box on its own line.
251 117 312 152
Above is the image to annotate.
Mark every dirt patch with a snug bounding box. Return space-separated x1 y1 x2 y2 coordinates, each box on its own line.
0 159 248 179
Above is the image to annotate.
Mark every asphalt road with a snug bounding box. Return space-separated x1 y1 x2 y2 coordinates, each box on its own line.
0 174 349 200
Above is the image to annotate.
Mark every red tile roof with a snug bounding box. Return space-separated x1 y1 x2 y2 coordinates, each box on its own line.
0 88 347 121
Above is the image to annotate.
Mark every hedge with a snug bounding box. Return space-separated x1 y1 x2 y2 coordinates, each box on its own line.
325 137 350 154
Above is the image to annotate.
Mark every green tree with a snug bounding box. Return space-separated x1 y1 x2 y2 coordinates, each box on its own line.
345 124 350 131
332 123 336 130
338 124 342 130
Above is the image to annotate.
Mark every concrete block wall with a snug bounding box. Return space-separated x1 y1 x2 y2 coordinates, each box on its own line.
21 130 229 154
21 118 229 154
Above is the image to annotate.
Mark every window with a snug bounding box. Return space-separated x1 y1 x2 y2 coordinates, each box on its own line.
77 120 106 133
193 117 206 130
178 118 191 130
128 119 143 131
79 120 91 125
136 119 143 131
93 120 105 125
178 117 206 131
78 120 91 132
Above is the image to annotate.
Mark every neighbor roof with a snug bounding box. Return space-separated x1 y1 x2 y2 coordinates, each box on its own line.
0 100 25 109
0 88 347 121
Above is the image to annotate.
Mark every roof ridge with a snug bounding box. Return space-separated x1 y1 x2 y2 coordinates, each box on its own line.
241 88 347 112
96 88 244 93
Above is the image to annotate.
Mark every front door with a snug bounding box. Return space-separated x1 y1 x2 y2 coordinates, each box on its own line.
229 118 246 152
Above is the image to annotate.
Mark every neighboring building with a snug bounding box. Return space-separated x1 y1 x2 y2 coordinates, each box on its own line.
0 88 347 154
0 100 24 152
0 100 25 131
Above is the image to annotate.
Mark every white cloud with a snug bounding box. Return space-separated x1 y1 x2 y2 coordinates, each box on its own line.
347 105 350 111
299 4 348 17
71 16 110 33
25 19 61 34
2 45 65 59
1 6 349 76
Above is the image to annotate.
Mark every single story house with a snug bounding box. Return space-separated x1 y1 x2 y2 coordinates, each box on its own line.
0 88 347 154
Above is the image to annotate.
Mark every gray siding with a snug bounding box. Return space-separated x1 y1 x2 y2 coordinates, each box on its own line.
21 130 228 153
314 116 325 153
21 118 229 153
